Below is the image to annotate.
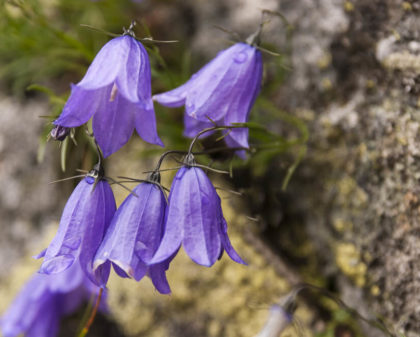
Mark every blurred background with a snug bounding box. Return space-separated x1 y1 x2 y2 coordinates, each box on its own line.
0 0 419 336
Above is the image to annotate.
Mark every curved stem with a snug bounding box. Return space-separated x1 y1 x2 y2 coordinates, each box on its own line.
78 288 103 337
154 150 187 171
187 125 246 155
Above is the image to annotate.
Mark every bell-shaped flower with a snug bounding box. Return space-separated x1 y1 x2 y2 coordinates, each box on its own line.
1 261 105 337
154 42 263 149
93 181 171 294
38 175 116 285
53 35 163 157
151 162 246 267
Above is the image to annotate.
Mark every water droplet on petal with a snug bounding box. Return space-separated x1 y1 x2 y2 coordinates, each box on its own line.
86 176 95 184
186 101 196 111
234 52 248 63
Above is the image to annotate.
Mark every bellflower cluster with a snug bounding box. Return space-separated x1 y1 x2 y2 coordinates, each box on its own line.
53 34 163 157
38 167 116 285
152 154 246 267
154 42 263 152
93 176 172 294
1 261 105 337
3 21 271 335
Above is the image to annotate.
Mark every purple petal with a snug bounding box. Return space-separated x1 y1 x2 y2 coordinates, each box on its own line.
112 262 130 278
153 81 191 108
94 183 166 282
1 274 57 337
92 85 135 158
25 300 60 337
223 49 263 148
183 113 215 139
115 36 152 104
165 167 222 267
219 217 246 265
78 36 127 90
79 180 116 285
148 263 171 294
224 132 248 159
150 169 187 264
33 248 47 259
184 44 248 122
39 178 93 273
54 84 108 128
134 102 164 147
39 255 75 275
94 260 111 287
40 178 116 286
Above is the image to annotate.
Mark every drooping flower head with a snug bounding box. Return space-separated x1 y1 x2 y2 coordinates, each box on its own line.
94 173 172 294
151 154 246 267
154 42 263 150
53 31 163 157
1 261 106 337
38 165 116 286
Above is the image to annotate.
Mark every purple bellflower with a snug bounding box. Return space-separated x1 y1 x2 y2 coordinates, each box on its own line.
53 34 163 157
93 178 172 294
151 155 246 267
38 168 116 286
153 42 263 150
1 261 106 337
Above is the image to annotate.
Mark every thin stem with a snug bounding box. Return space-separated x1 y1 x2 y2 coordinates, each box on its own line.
187 125 246 155
154 150 187 171
78 288 103 337
105 177 138 197
116 176 171 192
143 166 184 174
49 175 86 184
173 158 229 175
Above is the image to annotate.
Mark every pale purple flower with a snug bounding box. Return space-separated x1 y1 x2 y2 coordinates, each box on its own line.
151 163 246 267
1 261 105 337
93 182 171 294
154 42 263 150
54 35 163 157
38 175 116 285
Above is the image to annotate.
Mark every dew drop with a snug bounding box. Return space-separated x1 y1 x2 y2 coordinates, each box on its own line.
86 176 95 184
234 52 248 63
186 101 195 111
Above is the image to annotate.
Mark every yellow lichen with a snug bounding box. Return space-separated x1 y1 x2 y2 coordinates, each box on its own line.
344 1 355 12
335 243 366 287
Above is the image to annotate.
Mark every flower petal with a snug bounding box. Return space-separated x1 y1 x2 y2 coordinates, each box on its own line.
219 217 246 265
40 178 116 286
92 86 136 158
180 167 222 266
94 183 166 284
153 81 191 108
148 263 171 294
185 43 255 122
183 113 215 139
115 36 152 104
134 102 164 147
150 169 187 264
223 48 263 148
78 36 127 90
54 84 108 128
